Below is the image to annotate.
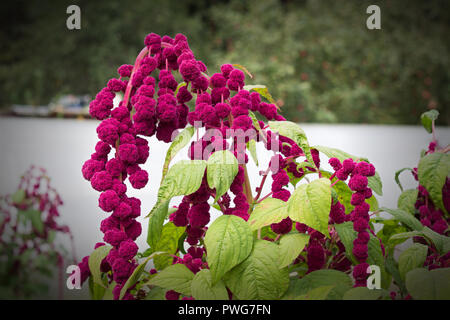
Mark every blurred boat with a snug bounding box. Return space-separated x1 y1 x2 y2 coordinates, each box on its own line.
48 94 91 118
10 104 51 117
7 93 122 119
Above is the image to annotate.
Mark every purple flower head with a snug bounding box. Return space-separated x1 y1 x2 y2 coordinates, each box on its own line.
99 190 120 212
271 217 293 234
104 230 128 247
91 171 113 192
118 64 133 78
129 169 148 189
348 174 368 192
118 144 138 164
118 240 138 260
179 60 201 82
82 159 105 181
210 73 226 88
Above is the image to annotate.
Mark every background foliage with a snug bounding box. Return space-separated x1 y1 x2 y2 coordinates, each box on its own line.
1 0 449 125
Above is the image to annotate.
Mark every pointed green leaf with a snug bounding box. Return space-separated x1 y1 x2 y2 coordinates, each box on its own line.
153 222 186 269
398 243 428 281
204 215 253 284
161 126 195 181
120 251 168 299
88 245 112 288
288 178 331 237
232 64 253 79
247 140 259 166
147 160 206 247
146 263 195 296
207 150 238 201
420 110 439 133
296 285 335 300
282 269 352 300
269 121 314 167
418 152 450 213
191 269 228 300
224 240 289 300
398 189 419 214
405 268 450 300
248 197 288 231
380 207 423 231
278 233 310 268
244 85 277 105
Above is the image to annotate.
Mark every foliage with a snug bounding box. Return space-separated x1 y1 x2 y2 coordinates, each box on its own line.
1 0 449 125
0 166 74 299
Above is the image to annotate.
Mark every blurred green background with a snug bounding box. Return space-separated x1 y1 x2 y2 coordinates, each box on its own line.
1 0 449 124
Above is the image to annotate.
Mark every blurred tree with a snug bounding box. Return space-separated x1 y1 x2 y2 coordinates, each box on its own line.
0 0 448 125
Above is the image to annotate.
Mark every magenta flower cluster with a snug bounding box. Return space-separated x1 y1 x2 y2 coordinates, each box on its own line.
82 31 290 300
329 157 376 286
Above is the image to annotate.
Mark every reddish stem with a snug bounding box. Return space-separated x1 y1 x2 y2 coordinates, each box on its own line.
123 46 149 109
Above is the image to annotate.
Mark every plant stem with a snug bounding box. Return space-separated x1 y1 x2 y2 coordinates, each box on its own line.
257 191 273 204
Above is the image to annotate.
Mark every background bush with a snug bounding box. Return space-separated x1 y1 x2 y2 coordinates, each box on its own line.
0 0 448 125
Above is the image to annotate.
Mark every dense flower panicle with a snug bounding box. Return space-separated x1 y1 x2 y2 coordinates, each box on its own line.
81 32 296 300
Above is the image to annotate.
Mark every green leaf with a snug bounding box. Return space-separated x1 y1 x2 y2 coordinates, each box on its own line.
89 276 106 300
11 189 26 204
147 201 170 248
278 233 310 268
155 160 207 205
398 189 419 214
288 178 331 237
88 245 112 288
368 171 383 196
146 263 195 296
243 85 277 104
224 240 289 300
394 167 413 192
153 222 186 269
191 269 228 300
282 269 352 300
207 150 239 201
204 215 253 284
248 110 262 132
405 268 450 300
247 197 289 231
161 126 195 181
376 219 407 250
422 227 450 254
145 287 166 300
28 210 44 234
398 243 428 281
120 251 167 299
247 140 259 166
388 231 423 247
418 152 450 213
147 160 207 247
174 82 187 96
420 110 439 133
232 64 254 79
385 254 406 293
343 287 385 300
296 285 335 300
380 207 423 231
269 121 314 167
